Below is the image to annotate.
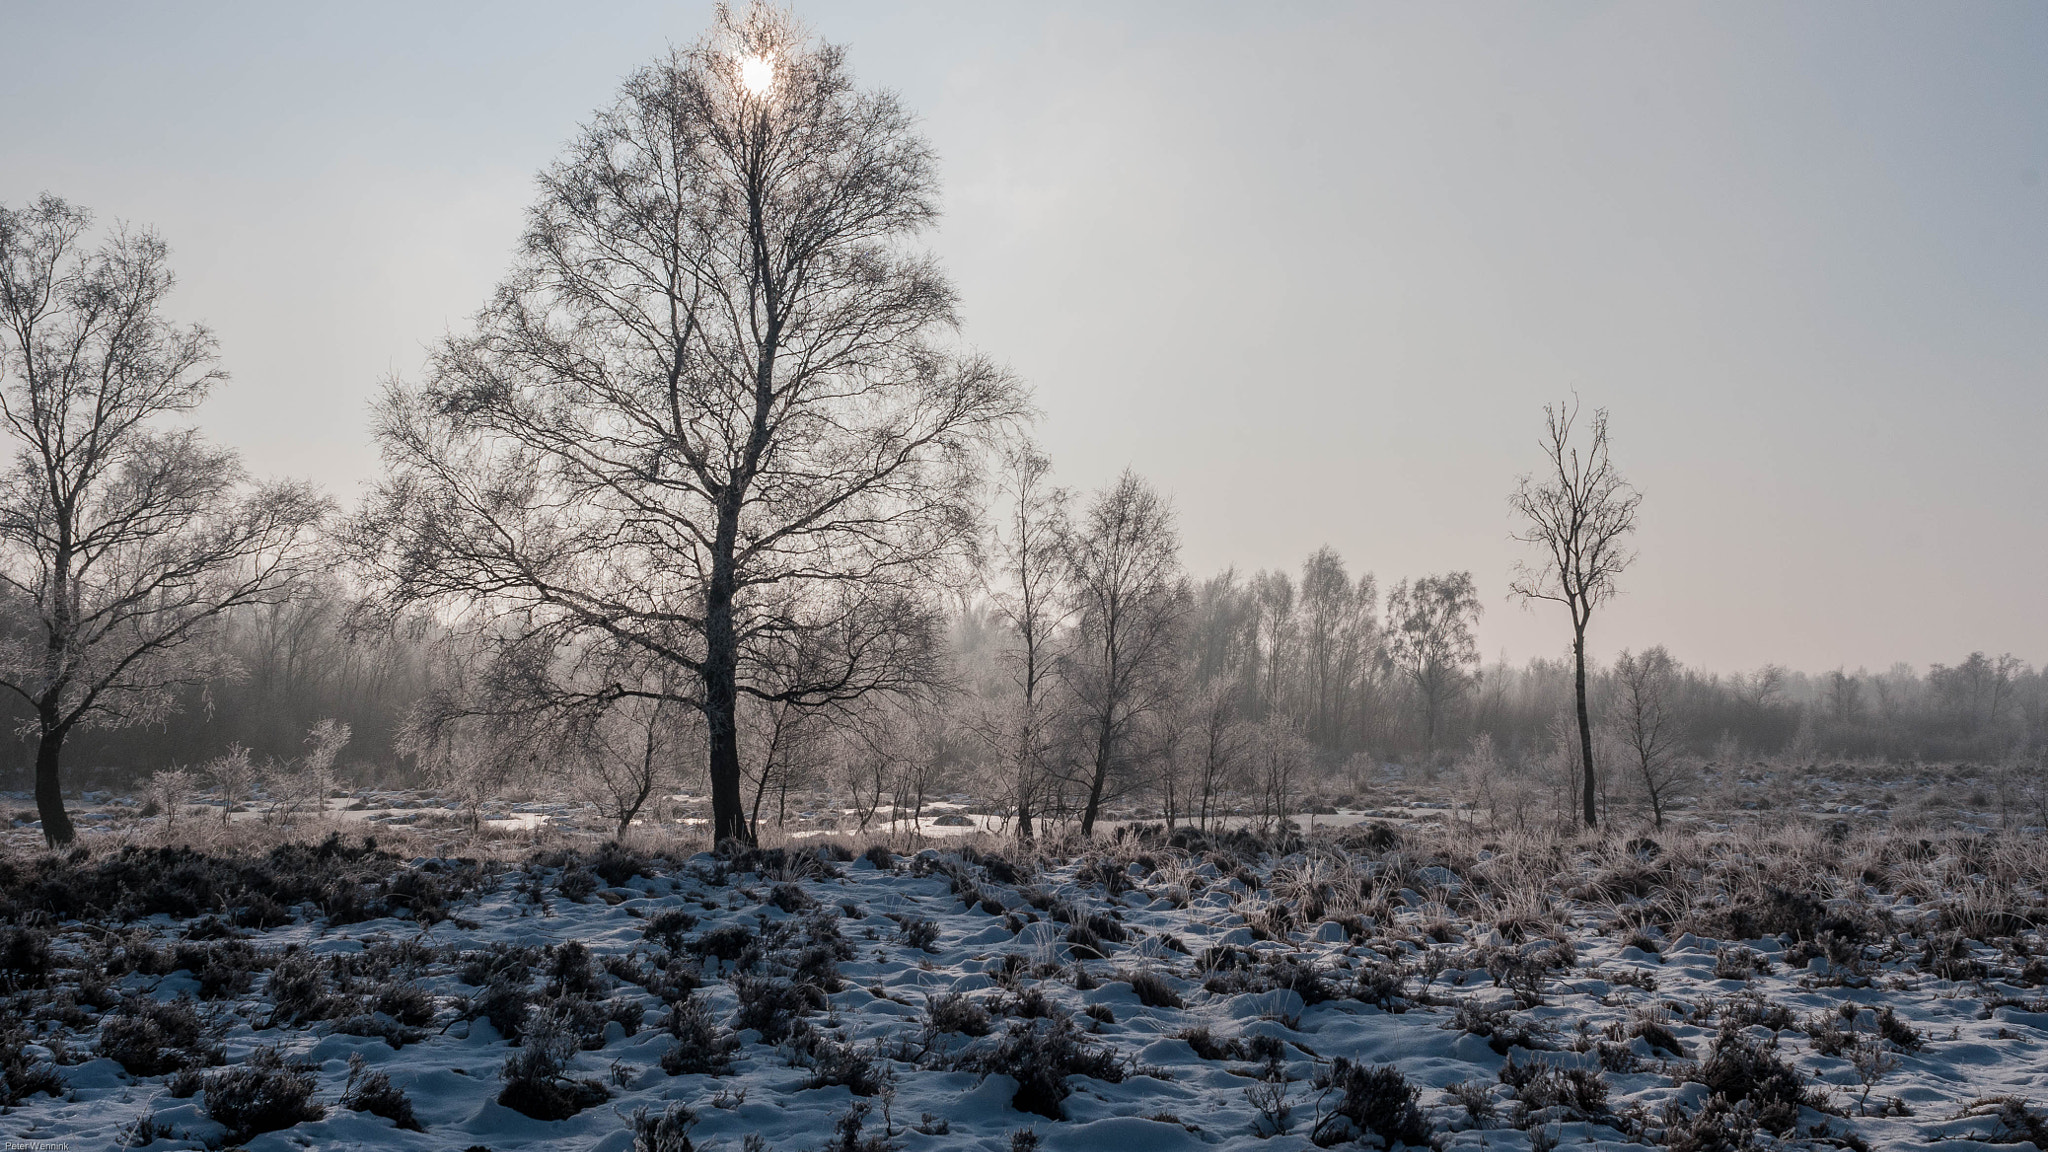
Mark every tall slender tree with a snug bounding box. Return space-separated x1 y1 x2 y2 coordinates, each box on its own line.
982 441 1071 839
357 5 1021 844
1509 401 1641 828
0 196 328 844
1063 470 1185 837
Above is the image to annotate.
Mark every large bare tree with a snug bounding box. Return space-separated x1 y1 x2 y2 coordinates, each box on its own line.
357 5 1022 844
1061 470 1185 837
0 196 328 844
1509 401 1641 828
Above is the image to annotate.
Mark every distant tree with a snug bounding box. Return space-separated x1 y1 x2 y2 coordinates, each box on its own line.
1251 569 1295 720
1297 547 1377 754
355 5 1022 846
1385 572 1482 757
1248 718 1312 832
1509 401 1641 828
1062 471 1186 837
1823 669 1864 724
0 195 328 845
982 441 1072 839
1181 679 1250 831
1736 664 1786 711
1608 646 1686 830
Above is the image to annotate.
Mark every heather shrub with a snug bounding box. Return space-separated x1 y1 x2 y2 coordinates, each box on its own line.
971 1016 1131 1119
1309 1059 1430 1148
659 995 739 1076
97 996 218 1076
340 1051 422 1131
498 1007 612 1120
202 1046 325 1143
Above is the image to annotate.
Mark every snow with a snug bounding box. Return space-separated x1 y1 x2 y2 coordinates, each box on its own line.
4 829 2047 1150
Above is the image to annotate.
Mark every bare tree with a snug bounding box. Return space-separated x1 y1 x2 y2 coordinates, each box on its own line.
1251 569 1295 721
1062 470 1185 837
146 766 194 830
1185 680 1252 831
1608 646 1687 830
575 695 690 838
1297 546 1378 754
982 440 1071 839
740 693 824 838
0 196 329 844
206 743 256 828
1249 718 1311 832
355 5 1022 846
1384 572 1482 758
1509 401 1641 828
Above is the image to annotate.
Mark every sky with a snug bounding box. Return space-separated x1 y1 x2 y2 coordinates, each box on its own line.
4 2 2044 675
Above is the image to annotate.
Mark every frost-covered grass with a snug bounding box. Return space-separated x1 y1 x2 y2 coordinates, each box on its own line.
3 817 2048 1150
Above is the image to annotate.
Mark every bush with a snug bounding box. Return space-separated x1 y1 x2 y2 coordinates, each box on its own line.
971 1017 1130 1120
1174 1026 1247 1062
690 924 755 964
1309 1059 1430 1148
659 995 739 1076
593 842 649 887
0 1028 65 1106
731 974 824 1043
769 882 817 914
558 867 600 903
1498 1055 1608 1120
862 844 896 870
202 1046 326 1143
0 926 53 992
924 992 993 1037
341 1052 423 1131
1350 958 1408 1011
546 941 606 999
375 981 437 1028
498 1007 612 1120
794 1033 893 1097
644 908 700 952
1445 998 1551 1056
1876 1005 1923 1051
1692 1025 1812 1134
97 996 217 1076
894 915 941 952
1124 969 1183 1009
472 977 535 1042
632 1102 699 1152
264 952 343 1028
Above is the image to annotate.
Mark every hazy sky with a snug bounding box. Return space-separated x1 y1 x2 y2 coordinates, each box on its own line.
5 2 2044 674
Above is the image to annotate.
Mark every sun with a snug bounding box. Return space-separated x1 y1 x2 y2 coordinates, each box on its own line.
739 53 775 97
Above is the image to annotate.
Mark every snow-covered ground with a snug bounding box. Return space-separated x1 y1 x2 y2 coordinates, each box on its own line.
4 816 2048 1151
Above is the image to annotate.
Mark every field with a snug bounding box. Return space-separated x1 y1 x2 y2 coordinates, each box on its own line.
3 772 2048 1151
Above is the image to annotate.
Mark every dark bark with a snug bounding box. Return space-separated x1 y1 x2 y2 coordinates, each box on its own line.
1573 623 1597 829
705 536 749 844
34 720 74 847
1081 721 1113 837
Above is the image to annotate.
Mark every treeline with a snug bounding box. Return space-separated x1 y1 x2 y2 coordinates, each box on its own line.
5 506 2040 824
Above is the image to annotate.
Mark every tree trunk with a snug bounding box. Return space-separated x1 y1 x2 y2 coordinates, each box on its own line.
1080 720 1112 837
34 719 75 848
1573 624 1597 829
704 491 752 845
